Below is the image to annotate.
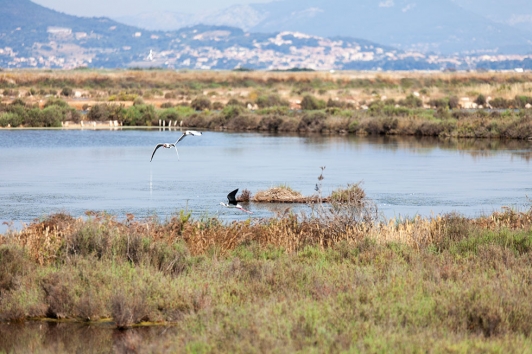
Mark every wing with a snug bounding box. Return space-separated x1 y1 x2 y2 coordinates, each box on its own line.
186 130 202 136
227 188 239 204
175 133 187 144
150 144 164 162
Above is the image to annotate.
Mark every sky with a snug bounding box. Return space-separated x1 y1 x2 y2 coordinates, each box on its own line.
31 0 274 17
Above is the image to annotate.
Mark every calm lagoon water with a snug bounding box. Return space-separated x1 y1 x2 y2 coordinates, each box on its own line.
1 128 531 233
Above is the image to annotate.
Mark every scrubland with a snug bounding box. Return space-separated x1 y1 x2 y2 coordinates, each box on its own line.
1 69 532 139
1 185 532 352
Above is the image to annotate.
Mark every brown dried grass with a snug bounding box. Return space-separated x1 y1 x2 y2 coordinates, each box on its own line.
2 202 531 262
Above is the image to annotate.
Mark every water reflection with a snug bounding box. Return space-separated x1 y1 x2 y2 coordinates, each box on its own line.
0 321 178 354
0 130 531 234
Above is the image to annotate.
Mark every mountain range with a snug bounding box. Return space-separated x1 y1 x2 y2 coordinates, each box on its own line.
1 0 532 70
114 0 532 54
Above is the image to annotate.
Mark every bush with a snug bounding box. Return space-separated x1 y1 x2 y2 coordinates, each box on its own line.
43 97 69 108
259 115 284 131
124 104 156 126
428 98 449 109
300 95 326 110
490 97 509 109
0 112 22 127
256 94 288 108
60 87 73 97
514 95 532 108
2 89 19 97
398 94 423 108
475 94 487 106
133 97 145 106
40 106 63 127
298 111 327 132
183 114 208 128
226 98 245 107
212 101 224 110
221 105 245 120
87 104 111 121
160 102 174 109
10 98 27 107
448 96 459 109
158 108 180 123
191 96 212 111
326 98 347 108
226 114 258 130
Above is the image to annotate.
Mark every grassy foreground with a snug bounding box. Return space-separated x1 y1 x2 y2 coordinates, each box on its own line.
1 200 532 352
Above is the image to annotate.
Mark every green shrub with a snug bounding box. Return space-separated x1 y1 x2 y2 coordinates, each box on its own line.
9 98 27 107
300 95 326 110
158 108 180 122
398 94 423 108
326 98 347 108
514 95 532 108
0 112 22 127
226 98 245 107
40 106 63 127
490 97 509 109
448 96 459 109
43 97 69 108
475 94 487 106
212 101 224 110
2 89 19 97
221 105 245 120
87 104 111 121
428 98 449 109
133 97 145 106
298 111 327 132
191 96 212 111
124 104 156 126
60 87 73 97
256 93 288 108
255 106 290 115
160 102 174 109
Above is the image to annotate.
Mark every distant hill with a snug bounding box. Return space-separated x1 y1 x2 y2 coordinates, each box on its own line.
0 0 531 70
0 0 439 70
453 0 532 33
117 0 532 55
0 0 167 66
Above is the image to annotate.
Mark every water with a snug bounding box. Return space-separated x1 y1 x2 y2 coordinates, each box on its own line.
0 321 179 353
1 129 531 233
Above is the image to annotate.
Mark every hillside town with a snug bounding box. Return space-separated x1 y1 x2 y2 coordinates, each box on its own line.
1 26 531 71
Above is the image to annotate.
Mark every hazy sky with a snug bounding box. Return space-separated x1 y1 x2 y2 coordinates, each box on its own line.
31 0 274 17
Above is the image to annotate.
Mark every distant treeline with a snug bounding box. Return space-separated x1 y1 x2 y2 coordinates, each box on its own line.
2 96 532 139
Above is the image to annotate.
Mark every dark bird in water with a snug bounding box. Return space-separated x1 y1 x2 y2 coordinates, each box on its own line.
220 188 253 214
150 130 202 162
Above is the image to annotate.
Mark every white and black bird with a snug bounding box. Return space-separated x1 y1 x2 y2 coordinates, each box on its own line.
150 130 202 162
220 188 253 214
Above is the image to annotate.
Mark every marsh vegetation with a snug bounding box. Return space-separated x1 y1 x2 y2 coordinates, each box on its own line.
1 189 531 352
1 70 532 139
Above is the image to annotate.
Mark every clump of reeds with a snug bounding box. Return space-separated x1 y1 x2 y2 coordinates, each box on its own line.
330 183 366 205
252 185 306 203
238 189 252 202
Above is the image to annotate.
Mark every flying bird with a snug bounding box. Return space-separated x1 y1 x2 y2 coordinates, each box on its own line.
150 130 202 162
220 188 253 214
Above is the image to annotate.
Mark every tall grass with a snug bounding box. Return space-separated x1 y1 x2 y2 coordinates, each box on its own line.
0 199 531 351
